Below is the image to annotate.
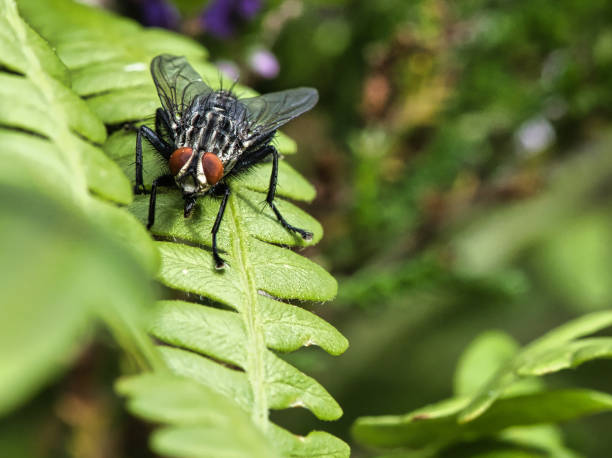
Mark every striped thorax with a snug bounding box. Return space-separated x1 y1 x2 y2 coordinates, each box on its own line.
171 92 247 195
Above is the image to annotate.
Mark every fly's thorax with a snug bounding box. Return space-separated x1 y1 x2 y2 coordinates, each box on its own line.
176 108 244 152
170 92 250 195
201 112 244 157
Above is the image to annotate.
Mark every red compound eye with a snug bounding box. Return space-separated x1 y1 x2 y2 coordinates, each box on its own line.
202 152 224 185
168 147 193 176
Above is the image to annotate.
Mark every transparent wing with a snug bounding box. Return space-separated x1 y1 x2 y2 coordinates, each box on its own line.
150 54 214 118
240 88 318 133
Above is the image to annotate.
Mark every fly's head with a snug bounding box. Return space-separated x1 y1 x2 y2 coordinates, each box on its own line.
168 147 224 216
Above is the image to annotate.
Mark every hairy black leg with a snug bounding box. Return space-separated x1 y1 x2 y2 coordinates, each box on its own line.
135 125 173 194
147 174 174 230
230 144 313 240
212 184 231 269
265 146 313 240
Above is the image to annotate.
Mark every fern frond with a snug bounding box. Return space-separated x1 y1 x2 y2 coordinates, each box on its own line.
17 0 349 456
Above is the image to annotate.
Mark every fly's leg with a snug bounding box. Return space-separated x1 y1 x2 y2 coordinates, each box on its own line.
134 127 146 194
147 174 174 229
266 146 313 240
227 143 313 241
135 124 173 194
211 183 231 269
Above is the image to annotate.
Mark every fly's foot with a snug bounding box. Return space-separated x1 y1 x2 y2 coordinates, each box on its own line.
293 227 313 241
213 253 226 270
133 183 147 195
300 230 313 241
285 222 313 241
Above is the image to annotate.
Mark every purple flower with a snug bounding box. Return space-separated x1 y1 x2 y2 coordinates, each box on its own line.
202 0 261 38
216 60 241 81
141 0 179 29
237 0 260 18
249 49 280 79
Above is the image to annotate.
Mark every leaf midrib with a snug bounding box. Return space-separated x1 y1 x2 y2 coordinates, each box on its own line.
227 193 269 431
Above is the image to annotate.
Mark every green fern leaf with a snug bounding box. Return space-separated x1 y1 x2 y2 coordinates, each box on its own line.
17 0 349 456
0 0 161 415
116 373 278 458
353 388 612 450
459 310 612 422
352 312 612 453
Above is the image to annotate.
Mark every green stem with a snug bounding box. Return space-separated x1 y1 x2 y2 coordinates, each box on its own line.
228 194 269 431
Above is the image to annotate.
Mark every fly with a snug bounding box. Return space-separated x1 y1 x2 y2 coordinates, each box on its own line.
134 54 318 269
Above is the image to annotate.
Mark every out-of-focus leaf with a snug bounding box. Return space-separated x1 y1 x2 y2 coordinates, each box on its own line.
497 425 580 458
516 337 612 376
0 185 155 416
353 389 612 449
0 0 133 204
0 0 160 417
453 331 520 396
460 311 612 423
117 373 278 458
352 312 612 453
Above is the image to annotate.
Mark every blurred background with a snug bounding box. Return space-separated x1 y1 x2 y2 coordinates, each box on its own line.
12 0 612 455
